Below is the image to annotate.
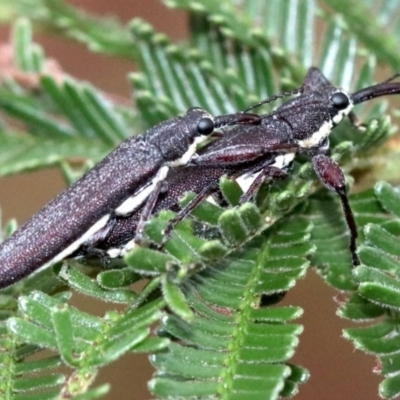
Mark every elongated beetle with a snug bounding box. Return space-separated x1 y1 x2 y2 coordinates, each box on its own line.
0 107 259 288
181 67 400 266
2 67 400 288
75 67 400 266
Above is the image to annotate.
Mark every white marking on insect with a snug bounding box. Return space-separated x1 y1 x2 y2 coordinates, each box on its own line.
45 214 111 267
167 135 207 167
115 166 169 216
115 134 209 218
110 134 213 252
297 120 333 149
235 153 295 193
205 196 218 206
107 247 125 258
298 92 353 149
111 235 141 258
236 171 263 194
272 153 295 169
121 240 135 255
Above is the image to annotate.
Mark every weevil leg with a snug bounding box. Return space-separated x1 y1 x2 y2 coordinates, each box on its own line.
311 154 360 266
80 247 111 267
134 179 166 245
239 165 288 204
159 162 290 248
158 183 219 248
348 111 366 130
337 189 359 266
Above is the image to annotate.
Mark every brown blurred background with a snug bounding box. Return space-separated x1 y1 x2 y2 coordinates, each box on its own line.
0 1 382 399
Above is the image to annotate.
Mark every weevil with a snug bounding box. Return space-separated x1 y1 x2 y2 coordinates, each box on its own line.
2 67 400 288
0 107 259 288
75 67 400 266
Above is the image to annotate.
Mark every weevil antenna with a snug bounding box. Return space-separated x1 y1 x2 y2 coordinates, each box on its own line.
382 71 400 84
243 86 304 112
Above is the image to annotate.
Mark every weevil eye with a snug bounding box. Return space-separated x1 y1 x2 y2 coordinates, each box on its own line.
197 117 215 135
331 92 350 110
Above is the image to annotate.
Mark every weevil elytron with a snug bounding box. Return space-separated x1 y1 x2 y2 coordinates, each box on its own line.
2 67 400 288
0 108 259 288
74 67 400 267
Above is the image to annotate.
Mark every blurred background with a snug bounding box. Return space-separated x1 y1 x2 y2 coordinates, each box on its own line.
0 1 383 399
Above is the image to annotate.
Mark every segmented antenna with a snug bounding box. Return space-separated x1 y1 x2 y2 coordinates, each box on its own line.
243 87 304 112
382 71 400 84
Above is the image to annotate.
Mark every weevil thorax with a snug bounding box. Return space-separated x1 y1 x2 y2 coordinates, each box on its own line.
146 107 215 167
273 80 353 152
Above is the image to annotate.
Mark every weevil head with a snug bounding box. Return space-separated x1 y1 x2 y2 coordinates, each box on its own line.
153 107 216 167
185 107 216 137
271 68 354 151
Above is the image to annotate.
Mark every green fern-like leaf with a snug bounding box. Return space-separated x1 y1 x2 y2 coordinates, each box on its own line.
2 287 166 398
324 0 400 69
149 217 312 399
0 19 136 177
298 180 400 397
336 183 400 399
10 0 135 59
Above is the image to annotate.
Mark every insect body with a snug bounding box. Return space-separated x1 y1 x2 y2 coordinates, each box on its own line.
76 67 400 266
2 67 400 288
74 157 242 258
181 67 400 266
0 108 258 288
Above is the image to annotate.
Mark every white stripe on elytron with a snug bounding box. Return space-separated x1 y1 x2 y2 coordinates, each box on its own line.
54 165 168 261
108 135 210 254
116 134 208 217
167 135 207 167
45 213 111 268
115 166 169 216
